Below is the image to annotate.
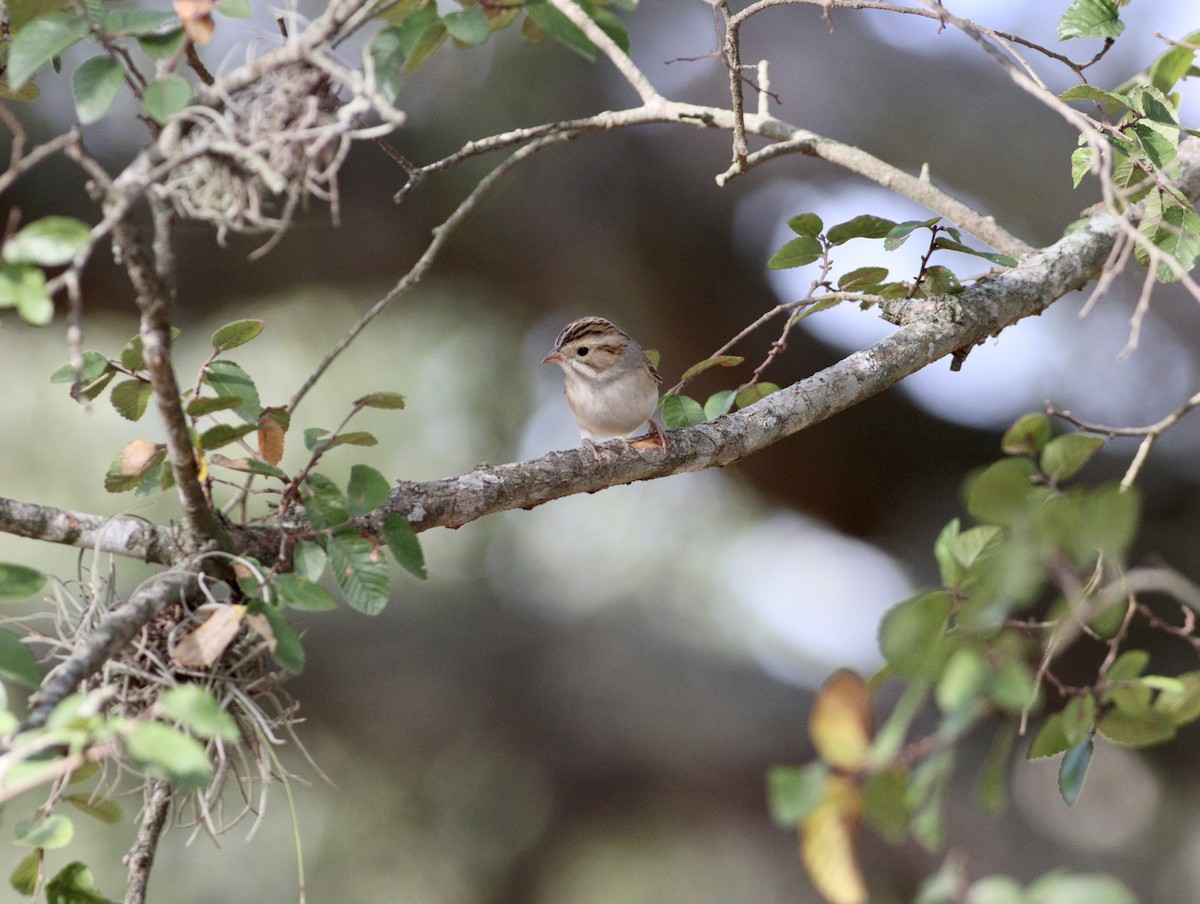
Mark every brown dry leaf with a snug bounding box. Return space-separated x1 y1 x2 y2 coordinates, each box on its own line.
120 439 164 477
172 604 245 668
800 775 867 904
174 0 215 44
809 669 874 773
257 409 287 466
245 611 275 652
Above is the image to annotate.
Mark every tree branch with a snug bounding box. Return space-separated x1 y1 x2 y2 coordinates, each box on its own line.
0 496 179 563
383 207 1117 532
125 780 172 904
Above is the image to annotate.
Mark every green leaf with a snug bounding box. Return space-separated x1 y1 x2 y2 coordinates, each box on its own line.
0 629 41 688
123 722 213 790
1062 695 1096 746
217 0 252 18
765 762 828 826
884 217 941 250
1153 670 1200 726
63 793 123 824
525 0 596 61
1001 412 1051 455
935 646 988 713
15 814 74 849
680 355 745 382
355 391 407 409
109 379 152 422
1057 0 1123 40
203 360 261 422
444 7 489 45
659 394 705 429
72 55 125 124
383 513 427 581
930 237 1017 267
3 215 91 267
1058 84 1130 109
1136 191 1200 283
368 26 406 104
138 27 187 60
10 849 41 896
405 18 448 70
1148 32 1200 94
198 422 257 451
323 431 379 450
302 473 349 529
0 262 52 325
838 266 888 292
329 529 391 615
787 213 823 236
7 13 89 90
862 767 910 841
185 395 241 417
272 573 338 611
142 74 192 125
346 464 391 517
934 520 1001 588
0 562 46 600
1071 145 1093 188
734 381 780 409
160 685 240 741
1129 121 1177 171
1096 708 1176 747
767 235 822 269
827 214 897 245
210 319 263 352
50 348 106 384
1039 433 1104 482
921 265 962 295
964 458 1045 526
96 9 178 36
44 862 119 904
989 659 1037 713
878 591 951 678
257 603 305 673
703 389 737 420
907 749 954 850
976 721 1017 813
293 539 327 582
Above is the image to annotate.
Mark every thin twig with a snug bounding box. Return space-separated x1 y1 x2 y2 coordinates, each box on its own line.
124 781 172 904
288 129 583 413
1050 388 1200 489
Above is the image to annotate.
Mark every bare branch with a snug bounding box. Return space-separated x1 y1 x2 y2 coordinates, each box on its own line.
544 0 662 105
125 781 172 904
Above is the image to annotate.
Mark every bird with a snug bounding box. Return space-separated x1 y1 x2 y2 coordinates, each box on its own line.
542 316 668 456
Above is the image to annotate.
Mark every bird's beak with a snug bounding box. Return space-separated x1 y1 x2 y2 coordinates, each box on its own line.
542 350 565 365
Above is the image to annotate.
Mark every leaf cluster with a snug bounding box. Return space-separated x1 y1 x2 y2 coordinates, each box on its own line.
1060 29 1200 282
5 685 239 901
368 0 636 102
766 410 1200 902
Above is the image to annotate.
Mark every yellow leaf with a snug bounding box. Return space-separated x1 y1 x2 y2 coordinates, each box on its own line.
174 0 216 43
172 604 245 668
810 669 874 772
120 439 163 476
257 409 286 466
800 775 867 904
244 611 275 652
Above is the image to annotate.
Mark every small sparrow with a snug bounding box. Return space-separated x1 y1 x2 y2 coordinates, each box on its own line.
543 316 668 455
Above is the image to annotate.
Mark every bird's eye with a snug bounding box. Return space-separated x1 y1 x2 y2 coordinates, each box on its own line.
576 347 589 357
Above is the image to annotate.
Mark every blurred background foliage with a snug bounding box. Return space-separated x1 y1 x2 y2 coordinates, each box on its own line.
3 1 1200 901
